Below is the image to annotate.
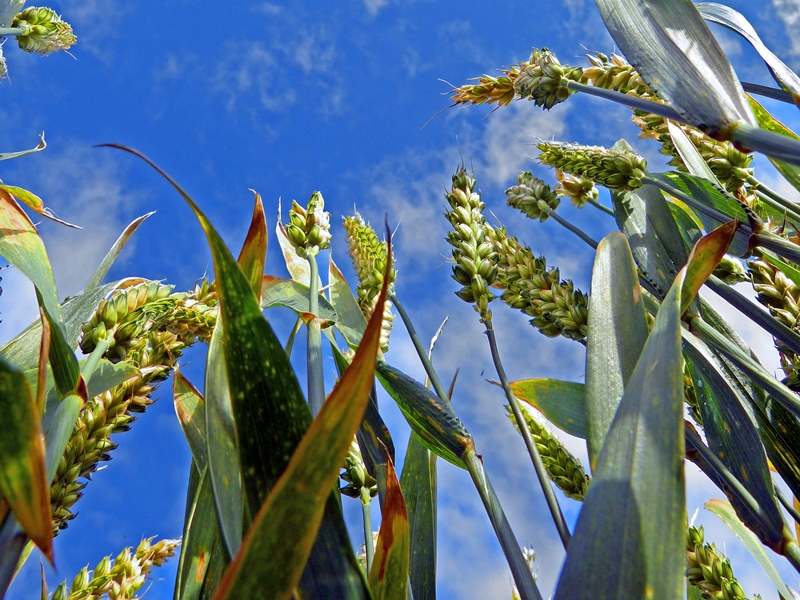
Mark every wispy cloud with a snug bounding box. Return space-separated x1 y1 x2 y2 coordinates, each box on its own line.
211 15 338 115
66 0 130 64
363 0 390 16
8 143 138 299
479 102 570 187
772 0 800 56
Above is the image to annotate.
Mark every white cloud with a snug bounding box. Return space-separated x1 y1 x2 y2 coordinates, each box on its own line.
364 0 390 17
212 29 337 114
773 0 800 56
479 102 569 187
0 266 39 346
9 143 138 299
66 0 129 64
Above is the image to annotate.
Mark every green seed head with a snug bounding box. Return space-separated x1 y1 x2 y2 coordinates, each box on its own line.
514 48 582 110
11 7 76 55
445 167 497 321
537 141 647 191
287 192 331 257
505 171 560 221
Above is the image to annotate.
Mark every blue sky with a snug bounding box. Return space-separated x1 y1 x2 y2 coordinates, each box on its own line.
3 0 800 598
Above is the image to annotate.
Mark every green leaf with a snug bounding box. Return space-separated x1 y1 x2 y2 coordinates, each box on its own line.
0 186 80 229
328 258 367 347
175 466 226 600
107 145 369 599
376 360 474 469
28 358 136 435
369 451 410 600
0 355 52 563
682 332 785 549
2 279 124 370
509 378 587 439
87 212 155 290
38 299 83 400
706 498 792 598
236 191 268 298
213 233 390 600
400 432 436 600
595 0 754 136
555 267 686 599
0 188 61 322
584 232 648 469
260 275 338 323
748 96 800 194
203 321 243 558
668 120 720 184
174 369 209 474
654 171 750 255
696 3 800 105
681 221 737 315
760 250 800 289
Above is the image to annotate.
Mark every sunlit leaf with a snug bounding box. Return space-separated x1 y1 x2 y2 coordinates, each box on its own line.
376 360 474 469
748 96 800 193
0 188 61 322
555 267 686 599
260 275 338 322
236 191 267 298
174 369 209 474
681 221 737 315
213 230 390 600
0 185 80 229
509 378 587 439
584 232 648 469
0 355 52 563
696 3 800 106
0 133 45 161
203 322 243 558
172 376 226 600
328 258 367 347
595 0 754 138
106 145 369 599
706 498 791 598
2 279 129 370
369 450 410 600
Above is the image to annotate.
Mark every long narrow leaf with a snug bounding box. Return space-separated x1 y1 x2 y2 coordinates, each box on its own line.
368 449 410 600
400 432 436 600
106 145 369 599
706 498 792 598
0 188 61 321
87 212 155 290
509 378 587 439
584 232 648 469
236 191 267 298
595 0 755 136
376 360 474 469
748 96 800 193
555 267 686 599
0 355 51 563
212 227 391 600
696 3 800 106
